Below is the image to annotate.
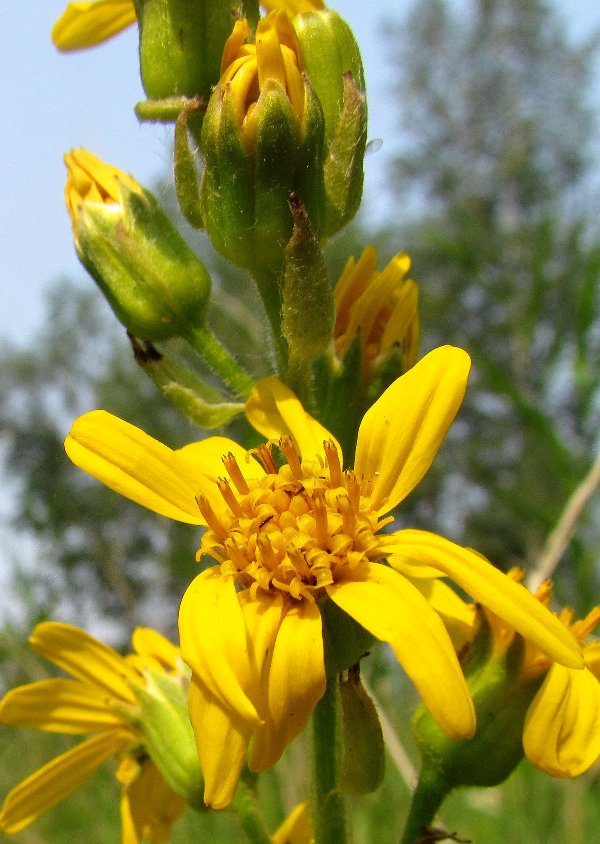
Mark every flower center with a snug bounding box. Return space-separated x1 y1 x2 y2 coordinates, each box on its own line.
196 438 390 601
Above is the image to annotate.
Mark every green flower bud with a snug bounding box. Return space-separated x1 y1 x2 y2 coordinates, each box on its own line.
133 0 235 99
132 669 204 807
199 12 325 276
65 149 211 342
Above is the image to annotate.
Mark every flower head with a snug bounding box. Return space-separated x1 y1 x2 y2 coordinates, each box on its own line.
64 346 583 808
0 623 190 839
52 0 136 51
220 12 305 142
334 245 419 377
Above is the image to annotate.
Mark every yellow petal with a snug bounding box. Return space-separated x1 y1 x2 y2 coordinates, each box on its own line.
389 530 584 669
179 569 261 726
249 600 326 770
30 622 138 703
188 676 251 810
52 1 136 51
523 663 600 777
120 758 185 844
0 731 129 833
354 346 471 513
584 641 600 682
65 410 205 524
326 563 475 739
245 376 341 464
177 437 264 484
0 679 125 734
406 576 478 652
271 801 313 844
131 628 180 673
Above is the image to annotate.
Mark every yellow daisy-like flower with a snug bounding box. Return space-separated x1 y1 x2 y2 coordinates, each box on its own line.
52 0 136 51
334 245 419 376
64 346 583 808
487 574 600 777
219 11 305 139
0 623 186 841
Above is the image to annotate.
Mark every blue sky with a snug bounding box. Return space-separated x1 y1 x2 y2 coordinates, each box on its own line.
2 1 600 348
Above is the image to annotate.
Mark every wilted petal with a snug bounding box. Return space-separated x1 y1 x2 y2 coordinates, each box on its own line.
389 530 584 669
52 1 136 51
249 600 326 770
188 676 251 810
30 622 138 703
354 346 470 513
523 663 600 777
65 410 205 524
0 679 125 734
179 569 261 726
0 731 129 833
326 563 475 739
245 376 341 464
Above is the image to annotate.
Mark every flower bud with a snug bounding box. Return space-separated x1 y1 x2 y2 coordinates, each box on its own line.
65 149 211 342
134 0 237 99
131 669 204 807
264 2 368 234
199 12 325 275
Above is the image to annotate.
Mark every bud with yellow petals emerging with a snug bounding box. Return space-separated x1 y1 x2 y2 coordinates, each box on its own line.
199 11 325 277
65 149 211 343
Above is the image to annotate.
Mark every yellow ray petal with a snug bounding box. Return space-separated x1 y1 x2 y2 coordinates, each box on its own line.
65 410 205 524
523 663 600 776
406 576 478 652
249 600 326 770
326 563 475 739
245 376 341 464
52 1 136 51
188 676 251 810
131 627 180 673
179 569 261 726
584 641 600 681
177 437 264 484
271 801 313 844
0 731 130 833
354 346 471 513
0 679 125 734
120 758 185 844
389 530 584 669
30 622 138 703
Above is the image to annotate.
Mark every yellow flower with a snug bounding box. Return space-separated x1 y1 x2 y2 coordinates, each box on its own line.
52 0 136 51
272 801 313 844
0 623 187 840
64 148 141 242
219 11 305 143
64 346 583 808
334 245 419 376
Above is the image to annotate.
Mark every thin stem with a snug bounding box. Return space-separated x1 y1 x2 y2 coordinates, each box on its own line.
527 450 600 591
399 769 449 844
185 325 255 399
251 268 288 376
311 678 348 844
230 778 272 844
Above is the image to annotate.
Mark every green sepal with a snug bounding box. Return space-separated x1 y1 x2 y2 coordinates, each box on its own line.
133 0 234 99
295 78 326 237
129 337 245 428
323 72 367 237
135 95 198 123
321 596 376 679
200 85 256 271
295 10 364 144
174 102 205 229
339 666 385 795
131 670 204 807
281 194 333 379
413 633 544 791
76 184 211 342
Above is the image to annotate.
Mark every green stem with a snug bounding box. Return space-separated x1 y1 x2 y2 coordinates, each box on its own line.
312 678 348 844
185 325 255 399
230 778 272 844
251 268 288 377
400 768 450 844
